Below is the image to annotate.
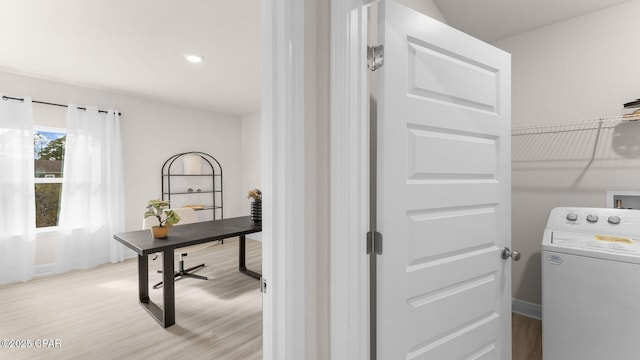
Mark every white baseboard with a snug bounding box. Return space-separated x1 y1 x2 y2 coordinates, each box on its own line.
33 264 53 278
512 298 542 320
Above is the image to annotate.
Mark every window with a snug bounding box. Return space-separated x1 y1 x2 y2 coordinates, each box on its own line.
34 129 66 228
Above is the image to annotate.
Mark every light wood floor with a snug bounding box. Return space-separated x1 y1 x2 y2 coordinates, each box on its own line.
1 239 542 360
0 237 263 360
512 313 542 360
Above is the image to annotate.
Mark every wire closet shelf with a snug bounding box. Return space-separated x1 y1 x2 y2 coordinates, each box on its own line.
511 114 640 137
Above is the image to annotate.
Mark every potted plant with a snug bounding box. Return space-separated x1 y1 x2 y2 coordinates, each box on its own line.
144 199 181 238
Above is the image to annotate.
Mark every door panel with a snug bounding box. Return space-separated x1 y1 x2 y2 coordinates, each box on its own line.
406 247 499 299
407 126 498 179
407 38 499 112
408 315 500 360
407 207 497 263
376 1 511 359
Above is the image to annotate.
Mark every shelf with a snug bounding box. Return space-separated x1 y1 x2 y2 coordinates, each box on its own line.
161 152 223 220
182 206 222 211
511 115 640 136
181 205 222 211
163 190 221 195
195 206 222 211
162 174 221 177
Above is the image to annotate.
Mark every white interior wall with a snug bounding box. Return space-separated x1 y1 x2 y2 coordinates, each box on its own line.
0 70 245 273
240 111 262 213
492 0 640 305
396 0 447 23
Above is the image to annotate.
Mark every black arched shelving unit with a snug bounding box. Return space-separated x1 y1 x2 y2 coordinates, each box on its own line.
161 152 223 220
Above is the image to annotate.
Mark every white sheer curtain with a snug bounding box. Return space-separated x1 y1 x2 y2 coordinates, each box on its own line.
54 105 125 273
0 96 36 285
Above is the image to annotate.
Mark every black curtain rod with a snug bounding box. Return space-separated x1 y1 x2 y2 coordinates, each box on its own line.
2 95 122 116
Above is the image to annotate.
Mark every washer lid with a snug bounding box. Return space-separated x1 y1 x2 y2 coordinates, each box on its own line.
548 230 640 257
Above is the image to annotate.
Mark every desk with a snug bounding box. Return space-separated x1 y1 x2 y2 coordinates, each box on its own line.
113 216 262 328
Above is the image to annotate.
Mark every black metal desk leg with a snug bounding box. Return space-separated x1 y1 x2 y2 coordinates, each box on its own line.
162 250 175 327
138 252 175 328
138 255 149 304
239 235 246 270
239 235 261 279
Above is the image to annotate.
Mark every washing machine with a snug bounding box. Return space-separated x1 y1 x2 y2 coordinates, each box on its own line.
542 207 640 360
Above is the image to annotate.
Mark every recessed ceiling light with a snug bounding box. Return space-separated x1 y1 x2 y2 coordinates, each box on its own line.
185 54 204 63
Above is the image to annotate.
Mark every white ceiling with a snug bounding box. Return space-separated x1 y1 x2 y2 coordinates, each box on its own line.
0 1 261 116
433 0 633 42
0 1 632 116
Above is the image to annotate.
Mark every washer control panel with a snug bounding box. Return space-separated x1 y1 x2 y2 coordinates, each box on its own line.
549 207 640 237
565 213 622 224
567 213 620 224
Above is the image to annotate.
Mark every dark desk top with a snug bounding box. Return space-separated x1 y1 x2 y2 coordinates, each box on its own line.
113 216 262 256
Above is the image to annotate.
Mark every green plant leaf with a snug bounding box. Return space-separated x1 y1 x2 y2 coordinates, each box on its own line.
164 210 181 227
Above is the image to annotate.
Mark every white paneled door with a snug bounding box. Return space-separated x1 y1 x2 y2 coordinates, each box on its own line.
375 1 512 359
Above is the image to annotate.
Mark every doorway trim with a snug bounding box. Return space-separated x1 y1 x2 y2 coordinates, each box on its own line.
261 0 306 359
330 0 371 359
263 0 370 358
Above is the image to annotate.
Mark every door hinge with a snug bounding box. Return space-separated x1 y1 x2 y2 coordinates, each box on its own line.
261 278 267 294
367 230 383 255
367 45 384 71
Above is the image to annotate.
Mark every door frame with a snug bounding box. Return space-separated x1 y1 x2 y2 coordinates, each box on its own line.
263 0 369 358
330 0 371 359
262 0 306 359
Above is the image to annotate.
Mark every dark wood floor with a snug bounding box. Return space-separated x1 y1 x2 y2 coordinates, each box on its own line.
512 313 542 360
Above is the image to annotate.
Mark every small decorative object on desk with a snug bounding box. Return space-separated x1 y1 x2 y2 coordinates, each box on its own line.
247 188 262 224
144 200 181 239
